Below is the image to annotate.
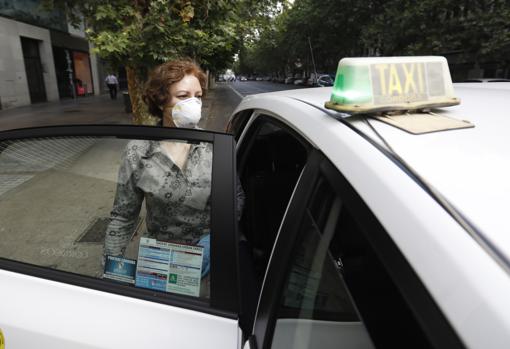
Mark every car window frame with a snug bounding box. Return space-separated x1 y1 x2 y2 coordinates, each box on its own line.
250 149 322 349
0 124 240 318
317 154 464 349
234 112 313 336
235 113 312 177
250 148 465 349
227 109 254 142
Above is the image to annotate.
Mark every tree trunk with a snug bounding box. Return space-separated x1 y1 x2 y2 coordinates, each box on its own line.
126 66 160 125
207 70 216 90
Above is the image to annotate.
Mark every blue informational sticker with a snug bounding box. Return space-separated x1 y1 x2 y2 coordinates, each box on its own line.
103 255 137 284
135 238 203 297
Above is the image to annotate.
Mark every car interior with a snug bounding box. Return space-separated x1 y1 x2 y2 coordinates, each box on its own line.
235 116 310 333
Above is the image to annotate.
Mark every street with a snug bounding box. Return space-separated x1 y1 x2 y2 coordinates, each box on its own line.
223 80 306 98
0 81 308 132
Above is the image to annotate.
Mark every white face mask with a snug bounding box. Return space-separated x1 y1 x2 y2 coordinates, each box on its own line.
171 97 202 128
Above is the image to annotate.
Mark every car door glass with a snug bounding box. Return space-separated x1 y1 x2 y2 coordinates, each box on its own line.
239 117 308 280
271 176 375 349
272 165 443 348
0 136 212 299
228 109 253 141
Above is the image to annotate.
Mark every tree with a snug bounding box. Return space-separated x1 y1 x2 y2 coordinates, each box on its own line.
45 0 277 124
242 0 509 79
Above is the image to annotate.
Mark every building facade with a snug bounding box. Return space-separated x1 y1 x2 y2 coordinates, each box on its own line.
0 0 105 110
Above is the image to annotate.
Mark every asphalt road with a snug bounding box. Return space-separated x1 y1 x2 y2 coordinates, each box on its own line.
203 81 307 131
224 80 306 98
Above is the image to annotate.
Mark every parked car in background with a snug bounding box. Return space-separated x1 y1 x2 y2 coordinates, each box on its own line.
316 74 334 87
460 78 510 83
284 77 295 84
293 78 305 85
305 73 334 87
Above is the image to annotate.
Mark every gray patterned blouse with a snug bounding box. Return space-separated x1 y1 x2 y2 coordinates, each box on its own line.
104 139 213 257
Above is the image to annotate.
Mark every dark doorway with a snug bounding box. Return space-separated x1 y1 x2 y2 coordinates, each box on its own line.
53 46 74 99
21 37 47 103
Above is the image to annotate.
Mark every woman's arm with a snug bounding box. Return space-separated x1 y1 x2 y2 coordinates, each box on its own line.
104 144 145 257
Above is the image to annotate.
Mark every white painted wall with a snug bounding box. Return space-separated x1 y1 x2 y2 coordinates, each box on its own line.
0 16 59 109
89 42 101 96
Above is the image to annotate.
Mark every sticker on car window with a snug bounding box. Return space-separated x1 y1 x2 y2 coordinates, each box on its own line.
103 256 137 284
135 238 204 297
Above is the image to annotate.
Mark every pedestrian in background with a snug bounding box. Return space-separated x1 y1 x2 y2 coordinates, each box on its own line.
105 73 118 99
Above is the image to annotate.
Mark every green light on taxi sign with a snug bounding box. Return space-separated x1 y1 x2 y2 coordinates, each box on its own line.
325 56 460 114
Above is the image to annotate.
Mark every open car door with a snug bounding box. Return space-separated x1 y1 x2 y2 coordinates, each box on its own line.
0 125 240 349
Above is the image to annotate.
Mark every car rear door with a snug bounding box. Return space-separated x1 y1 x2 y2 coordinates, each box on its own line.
0 125 240 349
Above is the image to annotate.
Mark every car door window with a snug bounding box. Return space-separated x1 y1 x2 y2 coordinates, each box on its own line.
0 127 239 314
267 156 463 349
0 135 212 298
271 176 375 349
235 115 310 334
227 109 254 141
238 116 309 281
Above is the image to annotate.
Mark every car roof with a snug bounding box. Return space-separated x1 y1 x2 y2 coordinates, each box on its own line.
241 83 510 264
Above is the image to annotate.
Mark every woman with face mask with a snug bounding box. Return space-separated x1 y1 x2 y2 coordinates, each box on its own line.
103 60 238 293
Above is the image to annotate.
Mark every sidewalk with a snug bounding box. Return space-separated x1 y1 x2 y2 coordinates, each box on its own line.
0 85 241 132
0 94 131 131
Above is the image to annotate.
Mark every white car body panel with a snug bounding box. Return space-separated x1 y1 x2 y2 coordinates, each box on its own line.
232 86 510 348
272 319 375 349
350 85 510 261
0 269 239 349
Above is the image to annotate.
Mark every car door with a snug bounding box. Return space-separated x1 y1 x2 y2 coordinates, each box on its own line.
0 125 241 349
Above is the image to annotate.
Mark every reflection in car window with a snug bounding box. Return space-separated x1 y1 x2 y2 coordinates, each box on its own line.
272 176 374 349
0 136 212 299
276 169 439 348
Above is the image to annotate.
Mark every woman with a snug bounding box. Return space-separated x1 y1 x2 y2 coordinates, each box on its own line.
104 60 218 285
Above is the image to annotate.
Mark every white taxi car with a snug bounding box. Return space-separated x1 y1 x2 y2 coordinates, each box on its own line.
0 56 509 349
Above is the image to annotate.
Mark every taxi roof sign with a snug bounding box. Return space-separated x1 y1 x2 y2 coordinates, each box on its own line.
325 56 460 114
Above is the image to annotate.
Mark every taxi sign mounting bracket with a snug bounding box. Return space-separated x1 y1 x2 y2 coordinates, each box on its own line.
373 110 474 134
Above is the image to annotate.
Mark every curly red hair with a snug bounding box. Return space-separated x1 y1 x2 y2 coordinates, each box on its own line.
143 59 207 119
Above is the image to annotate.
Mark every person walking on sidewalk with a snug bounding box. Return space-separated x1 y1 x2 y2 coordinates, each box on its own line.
105 73 118 99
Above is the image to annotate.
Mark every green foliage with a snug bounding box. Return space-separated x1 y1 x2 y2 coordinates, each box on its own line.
44 0 279 75
240 0 510 76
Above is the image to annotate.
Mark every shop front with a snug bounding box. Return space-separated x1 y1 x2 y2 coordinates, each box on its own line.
51 30 94 99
